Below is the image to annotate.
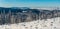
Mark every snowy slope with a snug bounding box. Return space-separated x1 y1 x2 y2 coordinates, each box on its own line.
0 17 60 29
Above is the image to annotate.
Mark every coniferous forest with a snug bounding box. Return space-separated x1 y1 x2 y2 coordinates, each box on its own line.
0 7 60 25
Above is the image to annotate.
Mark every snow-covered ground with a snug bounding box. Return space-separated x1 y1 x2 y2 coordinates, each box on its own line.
0 17 60 29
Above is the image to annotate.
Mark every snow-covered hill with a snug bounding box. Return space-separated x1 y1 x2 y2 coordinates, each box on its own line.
0 17 60 29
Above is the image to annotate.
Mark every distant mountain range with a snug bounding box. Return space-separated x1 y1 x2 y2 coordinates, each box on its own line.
0 7 60 14
0 7 60 17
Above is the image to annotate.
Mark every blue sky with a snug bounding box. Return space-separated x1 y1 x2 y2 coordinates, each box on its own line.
0 0 60 7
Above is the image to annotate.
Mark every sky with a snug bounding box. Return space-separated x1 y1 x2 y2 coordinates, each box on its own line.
0 0 60 8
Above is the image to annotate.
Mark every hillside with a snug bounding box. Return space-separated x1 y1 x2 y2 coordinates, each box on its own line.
0 17 60 29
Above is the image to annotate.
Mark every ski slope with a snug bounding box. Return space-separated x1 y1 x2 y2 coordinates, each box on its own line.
0 17 60 29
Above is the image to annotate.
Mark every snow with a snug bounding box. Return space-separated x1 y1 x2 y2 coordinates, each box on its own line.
0 17 60 29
